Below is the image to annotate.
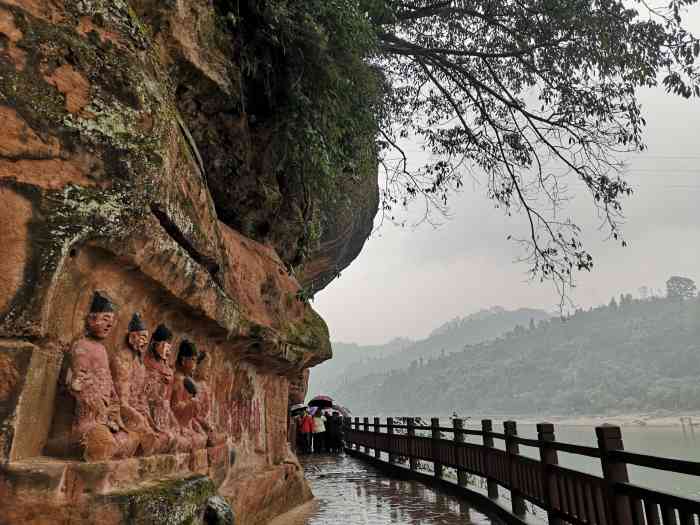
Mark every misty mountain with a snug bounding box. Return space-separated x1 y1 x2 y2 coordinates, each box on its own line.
309 306 551 398
329 295 700 415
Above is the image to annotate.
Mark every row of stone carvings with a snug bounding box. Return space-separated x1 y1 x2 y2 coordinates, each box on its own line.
67 291 226 461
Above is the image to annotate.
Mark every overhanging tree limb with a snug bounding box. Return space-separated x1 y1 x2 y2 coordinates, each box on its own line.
367 0 699 301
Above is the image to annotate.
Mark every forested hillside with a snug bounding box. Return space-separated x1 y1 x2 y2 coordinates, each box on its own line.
309 307 550 396
308 338 413 396
329 296 700 415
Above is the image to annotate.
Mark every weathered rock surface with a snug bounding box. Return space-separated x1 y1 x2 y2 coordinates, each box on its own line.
0 0 373 523
129 0 379 292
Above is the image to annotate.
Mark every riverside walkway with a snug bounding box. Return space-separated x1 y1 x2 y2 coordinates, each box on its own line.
277 415 700 525
271 453 497 524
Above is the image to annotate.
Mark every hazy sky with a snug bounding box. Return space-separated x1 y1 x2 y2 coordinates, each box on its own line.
315 8 700 345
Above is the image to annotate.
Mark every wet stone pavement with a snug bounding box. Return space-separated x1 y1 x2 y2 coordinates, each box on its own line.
282 453 498 524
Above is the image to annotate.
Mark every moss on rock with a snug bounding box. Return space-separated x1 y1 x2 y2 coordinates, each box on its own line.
103 475 219 525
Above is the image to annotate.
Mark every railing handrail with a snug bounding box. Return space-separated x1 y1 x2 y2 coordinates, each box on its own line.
354 421 700 466
342 416 700 525
350 420 700 473
610 449 700 476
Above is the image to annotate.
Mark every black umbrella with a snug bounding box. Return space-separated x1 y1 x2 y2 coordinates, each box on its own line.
308 395 333 409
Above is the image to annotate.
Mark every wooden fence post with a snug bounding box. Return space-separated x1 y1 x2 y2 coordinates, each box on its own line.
690 417 696 439
407 417 418 472
354 417 360 451
374 417 381 458
453 418 468 487
363 417 370 454
596 425 641 525
343 417 350 450
482 419 499 499
387 417 396 464
537 422 562 525
504 420 527 517
431 417 443 479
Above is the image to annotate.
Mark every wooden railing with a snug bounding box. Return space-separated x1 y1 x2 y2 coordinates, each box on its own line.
342 417 700 525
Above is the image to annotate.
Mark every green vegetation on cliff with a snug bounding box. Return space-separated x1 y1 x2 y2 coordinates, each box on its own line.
212 0 382 270
331 294 700 415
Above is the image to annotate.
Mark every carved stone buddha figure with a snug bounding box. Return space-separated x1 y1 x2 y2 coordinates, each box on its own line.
67 292 139 461
171 339 208 450
144 324 187 452
111 313 172 456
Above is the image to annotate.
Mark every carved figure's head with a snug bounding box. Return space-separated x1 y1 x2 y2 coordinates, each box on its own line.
127 313 149 355
177 339 198 375
86 291 116 339
150 323 172 361
194 351 211 382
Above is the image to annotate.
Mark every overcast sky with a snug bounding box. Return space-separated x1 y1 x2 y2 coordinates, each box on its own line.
315 8 700 345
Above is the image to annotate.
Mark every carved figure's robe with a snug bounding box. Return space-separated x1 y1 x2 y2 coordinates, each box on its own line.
68 338 139 461
171 371 208 450
144 353 189 452
112 349 172 455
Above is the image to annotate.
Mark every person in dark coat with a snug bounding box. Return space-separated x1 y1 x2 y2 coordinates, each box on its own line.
326 411 343 453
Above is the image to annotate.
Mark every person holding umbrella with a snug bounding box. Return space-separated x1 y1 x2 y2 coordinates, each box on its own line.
311 408 327 453
289 404 307 453
308 396 334 453
299 408 314 454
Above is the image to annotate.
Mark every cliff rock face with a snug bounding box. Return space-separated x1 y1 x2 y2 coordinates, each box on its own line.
0 1 376 523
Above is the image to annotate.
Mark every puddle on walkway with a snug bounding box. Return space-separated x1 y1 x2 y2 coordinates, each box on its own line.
279 453 497 525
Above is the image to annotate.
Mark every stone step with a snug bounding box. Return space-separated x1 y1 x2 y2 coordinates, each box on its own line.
1 444 233 503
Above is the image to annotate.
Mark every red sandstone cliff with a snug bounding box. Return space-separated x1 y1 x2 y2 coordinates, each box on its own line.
0 1 377 523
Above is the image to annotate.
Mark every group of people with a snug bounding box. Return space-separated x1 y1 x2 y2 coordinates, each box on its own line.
294 409 344 454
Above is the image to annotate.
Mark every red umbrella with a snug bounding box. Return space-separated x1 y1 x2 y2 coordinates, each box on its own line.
308 395 333 408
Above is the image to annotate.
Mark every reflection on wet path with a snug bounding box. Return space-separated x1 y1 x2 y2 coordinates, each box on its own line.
294 454 497 524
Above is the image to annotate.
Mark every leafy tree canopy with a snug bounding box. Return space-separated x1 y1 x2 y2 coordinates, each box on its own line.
218 0 699 294
370 0 699 296
666 276 697 300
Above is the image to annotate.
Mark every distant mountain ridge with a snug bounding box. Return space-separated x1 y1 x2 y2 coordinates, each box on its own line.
308 306 551 398
327 296 700 415
429 306 507 337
